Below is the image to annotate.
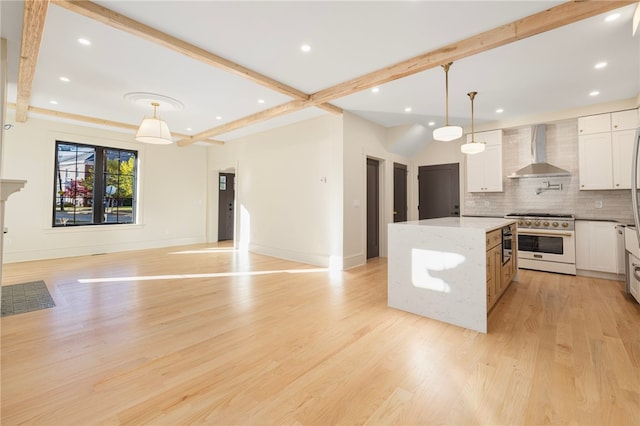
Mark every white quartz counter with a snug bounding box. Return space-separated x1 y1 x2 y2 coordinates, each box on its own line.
387 217 516 333
396 217 515 232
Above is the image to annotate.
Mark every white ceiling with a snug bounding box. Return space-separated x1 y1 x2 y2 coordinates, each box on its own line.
1 1 639 144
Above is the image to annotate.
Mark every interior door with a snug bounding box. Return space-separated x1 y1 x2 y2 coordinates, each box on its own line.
367 158 379 259
418 163 460 220
218 172 235 241
393 162 408 222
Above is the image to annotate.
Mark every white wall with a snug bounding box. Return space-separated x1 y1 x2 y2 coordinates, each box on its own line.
1 111 208 263
342 112 412 268
208 114 344 268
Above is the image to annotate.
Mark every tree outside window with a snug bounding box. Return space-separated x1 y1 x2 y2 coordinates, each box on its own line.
53 141 137 226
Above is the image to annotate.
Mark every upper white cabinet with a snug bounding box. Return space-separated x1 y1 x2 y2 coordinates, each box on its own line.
578 113 611 135
611 109 640 131
578 109 639 190
579 132 613 190
466 129 502 192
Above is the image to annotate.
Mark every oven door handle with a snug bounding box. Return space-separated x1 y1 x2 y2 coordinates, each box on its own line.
518 231 573 237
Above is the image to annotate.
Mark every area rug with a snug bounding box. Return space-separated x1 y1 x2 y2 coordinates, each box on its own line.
1 281 56 317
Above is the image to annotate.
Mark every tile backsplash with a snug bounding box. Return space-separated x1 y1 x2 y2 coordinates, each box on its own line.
464 119 636 223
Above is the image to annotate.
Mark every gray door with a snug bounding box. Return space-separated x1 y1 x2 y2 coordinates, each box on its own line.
218 173 235 241
367 158 379 259
393 163 408 222
418 163 460 219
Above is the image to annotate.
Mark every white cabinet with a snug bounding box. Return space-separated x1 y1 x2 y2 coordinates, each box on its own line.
465 129 502 192
578 132 613 189
612 129 640 189
575 220 618 273
578 109 639 190
611 109 639 131
578 113 611 135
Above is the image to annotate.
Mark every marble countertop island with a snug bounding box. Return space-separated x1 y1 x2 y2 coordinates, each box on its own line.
388 217 516 333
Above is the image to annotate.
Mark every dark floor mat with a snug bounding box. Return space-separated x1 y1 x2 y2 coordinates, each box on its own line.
1 281 56 317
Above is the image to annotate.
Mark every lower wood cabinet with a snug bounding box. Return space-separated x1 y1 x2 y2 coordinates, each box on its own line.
486 227 517 312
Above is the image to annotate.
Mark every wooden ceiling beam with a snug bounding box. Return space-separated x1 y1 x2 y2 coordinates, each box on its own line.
176 101 304 146
15 0 50 123
309 0 635 105
6 102 225 145
179 0 633 145
52 0 342 116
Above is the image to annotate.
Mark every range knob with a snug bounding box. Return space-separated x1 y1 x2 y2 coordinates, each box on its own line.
543 221 550 227
562 222 569 228
552 222 559 227
525 220 532 226
518 220 523 226
534 221 540 226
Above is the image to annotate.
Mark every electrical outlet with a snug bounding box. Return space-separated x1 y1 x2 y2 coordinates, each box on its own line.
595 200 603 208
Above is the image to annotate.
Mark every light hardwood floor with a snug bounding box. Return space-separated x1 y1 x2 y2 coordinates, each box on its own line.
1 243 639 425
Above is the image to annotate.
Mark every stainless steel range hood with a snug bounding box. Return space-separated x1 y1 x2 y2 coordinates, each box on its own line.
507 124 570 179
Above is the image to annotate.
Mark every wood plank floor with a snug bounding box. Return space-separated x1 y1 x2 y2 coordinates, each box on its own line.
1 243 639 425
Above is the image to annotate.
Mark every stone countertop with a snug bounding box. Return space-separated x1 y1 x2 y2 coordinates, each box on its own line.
575 217 634 226
392 217 516 232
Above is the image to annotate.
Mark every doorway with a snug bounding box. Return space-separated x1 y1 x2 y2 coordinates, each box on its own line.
218 172 235 241
393 162 408 222
367 158 380 259
418 163 460 220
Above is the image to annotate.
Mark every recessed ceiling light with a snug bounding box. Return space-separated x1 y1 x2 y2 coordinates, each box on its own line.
594 61 608 69
258 99 265 104
300 44 311 53
428 121 435 126
589 90 600 97
77 38 91 46
404 107 412 113
371 87 379 93
49 100 58 105
59 76 70 82
216 116 222 120
186 127 192 131
604 13 621 22
496 108 504 114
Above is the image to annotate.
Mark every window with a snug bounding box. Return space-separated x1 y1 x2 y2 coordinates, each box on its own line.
53 141 138 226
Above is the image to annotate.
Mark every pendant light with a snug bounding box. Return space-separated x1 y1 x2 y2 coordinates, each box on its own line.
433 62 463 142
135 102 173 145
461 91 485 155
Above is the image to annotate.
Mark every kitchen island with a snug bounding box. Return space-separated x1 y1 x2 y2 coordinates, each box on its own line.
388 217 517 333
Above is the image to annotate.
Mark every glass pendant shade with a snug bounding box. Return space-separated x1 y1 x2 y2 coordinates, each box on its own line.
461 91 485 155
461 141 485 154
433 62 463 142
135 102 173 145
433 125 463 142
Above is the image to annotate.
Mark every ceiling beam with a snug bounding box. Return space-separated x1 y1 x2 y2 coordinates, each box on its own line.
6 103 225 146
176 101 304 147
15 0 50 123
51 0 342 117
178 0 634 145
308 0 635 104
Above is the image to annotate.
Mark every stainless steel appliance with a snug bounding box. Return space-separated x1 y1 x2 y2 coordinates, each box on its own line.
627 126 640 303
504 213 576 275
502 224 513 264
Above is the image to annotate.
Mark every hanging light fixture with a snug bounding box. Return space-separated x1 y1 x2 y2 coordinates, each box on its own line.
433 62 463 142
135 102 173 144
461 91 485 155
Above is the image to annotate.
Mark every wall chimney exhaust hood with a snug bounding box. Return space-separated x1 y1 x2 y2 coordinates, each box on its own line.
507 124 570 179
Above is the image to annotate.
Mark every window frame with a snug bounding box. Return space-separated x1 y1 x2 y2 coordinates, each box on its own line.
52 140 138 227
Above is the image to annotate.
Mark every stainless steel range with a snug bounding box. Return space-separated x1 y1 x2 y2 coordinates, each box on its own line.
505 213 576 275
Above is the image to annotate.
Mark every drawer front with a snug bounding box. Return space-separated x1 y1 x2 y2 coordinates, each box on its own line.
486 229 502 249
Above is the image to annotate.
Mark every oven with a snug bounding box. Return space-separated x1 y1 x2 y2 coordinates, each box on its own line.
505 213 576 275
502 224 513 264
